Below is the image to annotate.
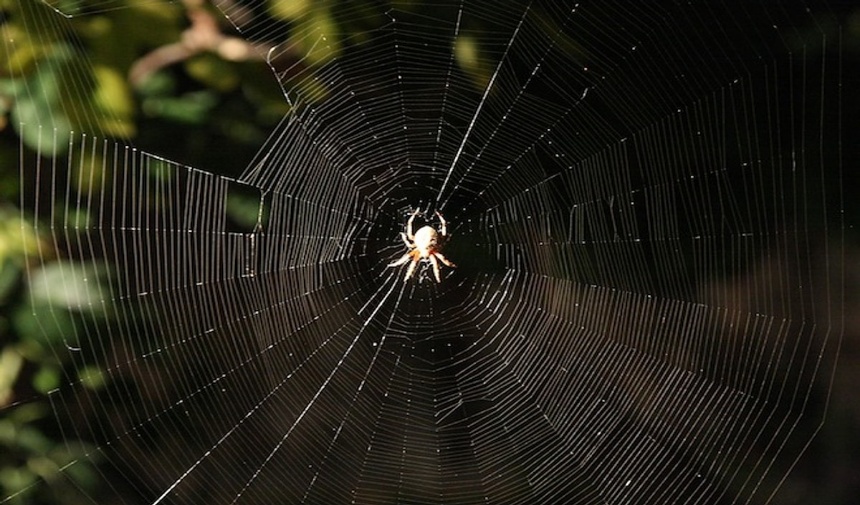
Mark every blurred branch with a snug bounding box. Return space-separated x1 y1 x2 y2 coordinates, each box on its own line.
128 0 270 87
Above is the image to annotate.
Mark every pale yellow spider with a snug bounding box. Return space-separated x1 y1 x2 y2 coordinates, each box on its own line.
388 210 456 282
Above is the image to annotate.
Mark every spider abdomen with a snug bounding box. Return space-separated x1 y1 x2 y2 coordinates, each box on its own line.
413 226 438 257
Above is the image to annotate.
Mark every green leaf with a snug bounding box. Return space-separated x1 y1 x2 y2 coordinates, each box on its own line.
142 91 218 124
185 54 240 92
78 365 105 391
0 347 24 407
27 262 108 314
9 46 77 153
269 0 312 20
91 65 136 137
0 258 21 305
14 424 52 453
454 35 491 89
0 465 37 504
32 365 60 395
13 302 77 349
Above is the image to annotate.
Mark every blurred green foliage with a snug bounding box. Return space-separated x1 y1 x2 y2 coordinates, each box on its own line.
0 0 488 501
0 0 301 501
0 204 103 504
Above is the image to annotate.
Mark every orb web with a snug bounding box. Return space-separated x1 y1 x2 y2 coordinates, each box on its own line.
4 0 845 504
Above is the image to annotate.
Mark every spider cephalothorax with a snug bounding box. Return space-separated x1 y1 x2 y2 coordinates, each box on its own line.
388 210 456 282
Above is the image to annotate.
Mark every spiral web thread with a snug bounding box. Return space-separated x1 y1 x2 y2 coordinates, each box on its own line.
6 0 844 503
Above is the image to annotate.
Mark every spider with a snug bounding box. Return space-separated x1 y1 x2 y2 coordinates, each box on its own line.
388 210 456 282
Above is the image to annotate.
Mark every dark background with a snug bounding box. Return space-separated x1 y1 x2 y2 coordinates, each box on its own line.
0 0 857 503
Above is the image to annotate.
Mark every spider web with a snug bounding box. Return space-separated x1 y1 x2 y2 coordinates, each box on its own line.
5 0 846 503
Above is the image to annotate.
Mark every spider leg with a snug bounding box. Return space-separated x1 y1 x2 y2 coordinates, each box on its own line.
400 232 413 248
435 210 447 236
406 209 420 240
404 255 420 280
388 252 412 267
429 254 442 282
434 251 456 268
